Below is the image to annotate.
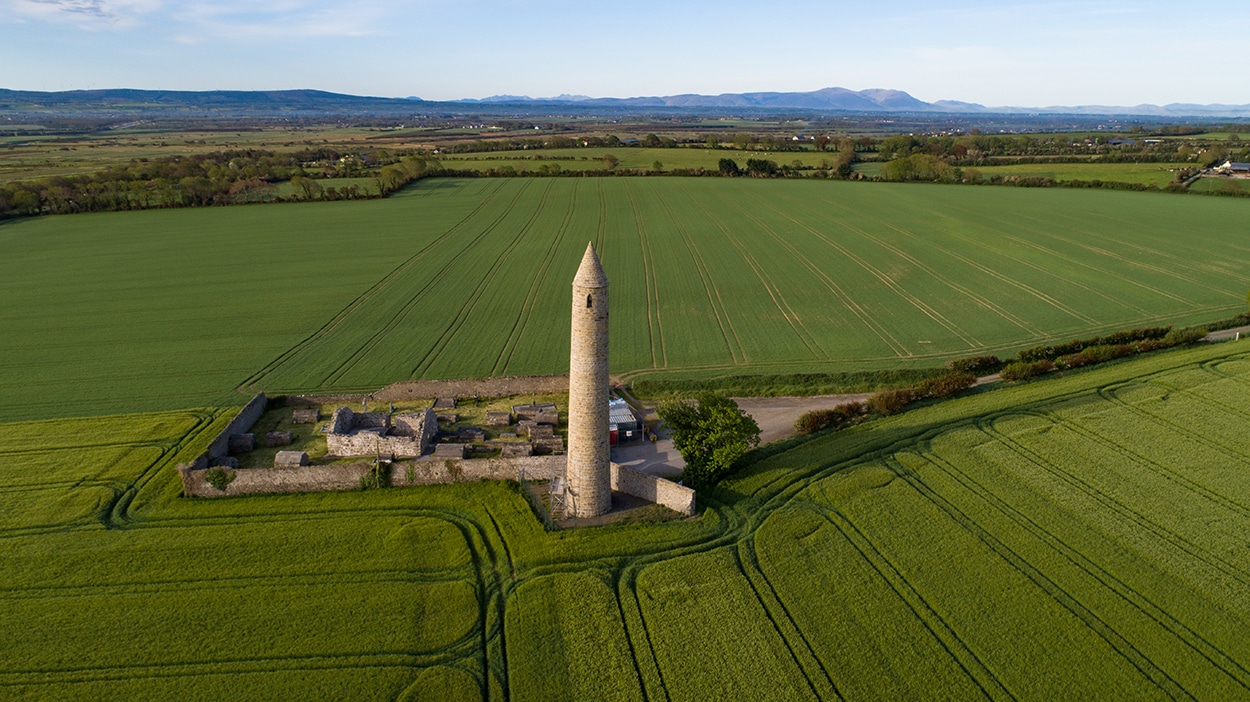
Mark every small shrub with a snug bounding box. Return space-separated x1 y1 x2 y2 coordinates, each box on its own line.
1163 327 1206 346
1055 352 1096 369
868 388 915 416
1082 344 1133 363
915 372 976 399
946 355 1002 375
1103 326 1171 345
1017 344 1053 363
360 462 391 490
1048 337 1100 358
1000 360 1055 381
794 401 865 435
203 467 235 492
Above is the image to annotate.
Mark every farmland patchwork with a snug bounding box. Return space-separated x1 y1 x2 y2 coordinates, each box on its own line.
3 344 1250 698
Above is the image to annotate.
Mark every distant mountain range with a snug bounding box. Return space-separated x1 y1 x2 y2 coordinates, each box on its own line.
3 86 1249 118
453 87 1250 117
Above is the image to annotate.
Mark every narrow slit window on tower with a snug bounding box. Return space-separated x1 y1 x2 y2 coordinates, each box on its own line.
587 294 593 308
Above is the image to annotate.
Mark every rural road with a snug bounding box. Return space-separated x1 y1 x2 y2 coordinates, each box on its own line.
1204 325 1250 342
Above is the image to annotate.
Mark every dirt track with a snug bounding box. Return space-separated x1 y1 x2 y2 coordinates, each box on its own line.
733 394 872 444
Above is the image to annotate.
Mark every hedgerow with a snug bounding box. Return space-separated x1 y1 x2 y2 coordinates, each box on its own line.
946 355 1002 375
794 401 866 435
1000 359 1056 381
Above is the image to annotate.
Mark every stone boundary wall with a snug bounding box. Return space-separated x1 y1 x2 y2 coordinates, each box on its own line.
181 449 695 516
392 455 565 487
611 464 696 516
207 393 268 459
181 462 372 498
177 393 267 495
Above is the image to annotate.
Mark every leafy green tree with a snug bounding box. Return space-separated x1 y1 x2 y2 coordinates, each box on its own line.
602 153 620 170
745 158 779 177
718 158 740 176
658 393 760 487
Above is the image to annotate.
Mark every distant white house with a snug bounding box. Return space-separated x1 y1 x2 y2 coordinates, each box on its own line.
1217 160 1250 173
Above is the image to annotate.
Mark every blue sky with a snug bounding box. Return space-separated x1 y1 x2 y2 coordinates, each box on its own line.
2 0 1245 107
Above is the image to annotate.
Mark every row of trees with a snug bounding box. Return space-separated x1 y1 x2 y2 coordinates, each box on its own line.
0 149 437 218
440 132 864 155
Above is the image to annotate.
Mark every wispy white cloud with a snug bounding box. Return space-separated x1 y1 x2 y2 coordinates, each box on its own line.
4 0 409 36
5 0 162 27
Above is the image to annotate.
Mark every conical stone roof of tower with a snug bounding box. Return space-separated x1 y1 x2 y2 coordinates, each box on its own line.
573 242 609 288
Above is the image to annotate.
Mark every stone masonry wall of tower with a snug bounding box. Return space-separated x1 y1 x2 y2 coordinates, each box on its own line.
565 242 611 518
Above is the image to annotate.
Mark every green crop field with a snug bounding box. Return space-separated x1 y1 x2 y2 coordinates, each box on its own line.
1191 177 1250 194
973 160 1192 187
4 340 1250 698
5 177 1250 422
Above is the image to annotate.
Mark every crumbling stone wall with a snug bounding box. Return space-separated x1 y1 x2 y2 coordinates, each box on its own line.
392 455 565 487
177 393 266 495
180 447 694 516
182 462 372 498
392 410 437 447
326 406 436 458
207 393 267 459
329 407 389 434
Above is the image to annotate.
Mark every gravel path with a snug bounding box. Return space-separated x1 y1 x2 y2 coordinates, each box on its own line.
733 394 872 444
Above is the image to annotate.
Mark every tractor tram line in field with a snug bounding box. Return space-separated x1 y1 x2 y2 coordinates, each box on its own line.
952 204 1207 311
709 190 912 358
1048 209 1245 282
679 182 828 360
883 452 1194 699
622 181 666 369
845 217 1042 338
735 536 841 699
340 179 549 384
1042 401 1250 520
239 179 513 392
1027 203 1250 281
911 443 1250 695
407 179 560 381
938 224 1156 320
647 180 747 366
741 190 983 351
492 181 578 376
769 187 1045 339
1013 212 1239 303
975 415 1250 592
805 502 1013 700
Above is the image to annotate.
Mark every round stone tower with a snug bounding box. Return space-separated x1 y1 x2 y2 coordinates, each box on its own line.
565 242 611 518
